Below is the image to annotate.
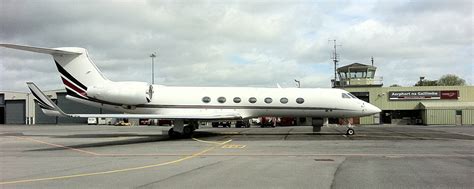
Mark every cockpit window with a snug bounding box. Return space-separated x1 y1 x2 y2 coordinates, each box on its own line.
347 93 357 98
342 93 351 99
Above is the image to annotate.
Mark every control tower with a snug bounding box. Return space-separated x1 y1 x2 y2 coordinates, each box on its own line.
332 63 383 88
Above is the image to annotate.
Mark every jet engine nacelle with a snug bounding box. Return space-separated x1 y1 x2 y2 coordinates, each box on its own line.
86 81 153 105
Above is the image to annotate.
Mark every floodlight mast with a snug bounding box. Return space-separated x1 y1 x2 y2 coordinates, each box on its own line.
150 52 156 84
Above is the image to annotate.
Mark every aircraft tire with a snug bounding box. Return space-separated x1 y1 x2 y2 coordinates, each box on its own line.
346 128 355 135
183 126 193 136
168 128 180 138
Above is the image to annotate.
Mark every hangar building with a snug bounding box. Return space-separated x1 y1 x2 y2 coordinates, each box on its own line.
0 89 119 125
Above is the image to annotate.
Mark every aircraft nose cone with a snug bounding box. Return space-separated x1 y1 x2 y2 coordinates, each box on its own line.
368 104 381 114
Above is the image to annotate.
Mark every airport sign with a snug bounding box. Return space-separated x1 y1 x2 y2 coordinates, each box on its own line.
389 90 459 100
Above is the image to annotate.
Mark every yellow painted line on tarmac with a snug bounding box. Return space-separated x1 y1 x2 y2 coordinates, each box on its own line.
221 144 246 149
0 139 232 185
9 134 233 157
10 136 100 156
192 137 232 145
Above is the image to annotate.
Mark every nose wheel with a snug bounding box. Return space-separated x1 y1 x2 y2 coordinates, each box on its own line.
346 128 355 135
341 118 355 136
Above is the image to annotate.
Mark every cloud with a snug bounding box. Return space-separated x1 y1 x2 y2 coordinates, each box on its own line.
1 0 472 92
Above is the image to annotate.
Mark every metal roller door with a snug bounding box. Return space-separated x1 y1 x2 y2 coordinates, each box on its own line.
0 94 4 124
5 100 25 124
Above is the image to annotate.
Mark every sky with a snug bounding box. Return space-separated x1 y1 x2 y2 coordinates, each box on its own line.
1 0 472 92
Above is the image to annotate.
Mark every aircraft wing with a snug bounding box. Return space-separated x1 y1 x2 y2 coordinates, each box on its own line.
27 82 242 120
67 114 241 120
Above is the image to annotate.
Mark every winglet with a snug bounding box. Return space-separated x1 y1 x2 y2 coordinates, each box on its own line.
26 82 68 117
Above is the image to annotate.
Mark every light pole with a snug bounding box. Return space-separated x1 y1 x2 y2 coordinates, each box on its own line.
294 79 300 88
150 52 156 84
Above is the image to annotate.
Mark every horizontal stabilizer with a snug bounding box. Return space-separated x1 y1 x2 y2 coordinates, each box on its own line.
1 44 81 55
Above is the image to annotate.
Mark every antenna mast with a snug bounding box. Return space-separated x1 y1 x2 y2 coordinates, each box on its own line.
330 40 339 83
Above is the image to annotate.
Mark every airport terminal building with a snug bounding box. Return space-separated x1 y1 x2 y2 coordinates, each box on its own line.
334 63 474 125
1 63 473 126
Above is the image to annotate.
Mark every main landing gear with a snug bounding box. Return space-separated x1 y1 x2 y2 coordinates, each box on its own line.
168 120 199 138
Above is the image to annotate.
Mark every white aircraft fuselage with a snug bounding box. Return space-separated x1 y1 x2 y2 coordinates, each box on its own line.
72 85 380 119
1 44 381 136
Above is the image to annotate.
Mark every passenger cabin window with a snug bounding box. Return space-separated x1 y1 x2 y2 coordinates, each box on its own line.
233 97 241 103
342 93 351 99
296 98 304 104
249 97 257 103
264 97 273 104
280 97 288 104
202 96 211 103
217 97 226 103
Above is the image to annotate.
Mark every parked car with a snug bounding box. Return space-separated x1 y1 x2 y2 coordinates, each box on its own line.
260 117 276 128
235 120 250 128
276 117 296 126
212 121 231 128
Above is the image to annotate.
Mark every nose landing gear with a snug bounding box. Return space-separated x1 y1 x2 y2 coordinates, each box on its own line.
346 128 355 135
341 118 355 136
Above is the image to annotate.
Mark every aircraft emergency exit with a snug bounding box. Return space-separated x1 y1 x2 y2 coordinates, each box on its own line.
1 44 381 137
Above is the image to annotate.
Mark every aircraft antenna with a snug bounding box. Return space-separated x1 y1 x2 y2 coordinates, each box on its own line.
329 40 341 85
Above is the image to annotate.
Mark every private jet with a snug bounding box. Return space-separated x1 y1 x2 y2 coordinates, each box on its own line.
0 44 381 137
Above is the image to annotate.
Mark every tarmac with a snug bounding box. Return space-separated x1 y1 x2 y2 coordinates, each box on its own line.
0 124 473 189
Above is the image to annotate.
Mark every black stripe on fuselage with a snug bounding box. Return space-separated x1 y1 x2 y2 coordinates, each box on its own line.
54 60 88 90
65 88 87 100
